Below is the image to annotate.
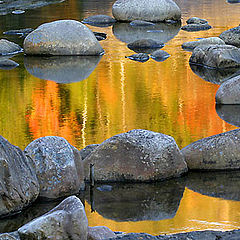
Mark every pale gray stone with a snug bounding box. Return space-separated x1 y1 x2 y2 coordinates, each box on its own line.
150 49 170 62
186 17 208 25
181 23 212 31
220 26 240 47
88 226 116 240
0 39 22 55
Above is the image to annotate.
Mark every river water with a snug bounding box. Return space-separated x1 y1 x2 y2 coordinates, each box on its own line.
0 0 240 235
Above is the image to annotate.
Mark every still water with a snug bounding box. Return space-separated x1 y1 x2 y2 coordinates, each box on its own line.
0 0 240 235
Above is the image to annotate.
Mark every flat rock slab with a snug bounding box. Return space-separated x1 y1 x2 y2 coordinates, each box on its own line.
24 20 104 56
220 25 240 47
112 0 181 22
181 129 240 170
189 44 240 69
83 129 187 182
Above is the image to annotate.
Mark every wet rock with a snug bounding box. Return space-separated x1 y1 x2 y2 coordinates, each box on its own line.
219 26 240 47
4 28 33 38
227 0 240 3
0 56 19 70
216 104 240 127
130 20 155 26
125 53 149 62
88 226 116 240
0 39 22 56
82 15 116 27
0 232 20 240
18 196 88 240
150 49 170 62
186 171 240 201
11 9 25 14
182 37 225 50
24 136 85 199
93 32 107 41
181 129 240 170
113 22 181 45
181 23 212 32
24 20 104 56
186 17 208 25
189 44 240 69
109 233 158 240
189 63 240 84
0 136 39 218
80 144 100 161
112 0 181 22
83 129 187 182
86 180 185 221
127 39 164 54
215 75 240 104
24 55 102 83
96 185 113 192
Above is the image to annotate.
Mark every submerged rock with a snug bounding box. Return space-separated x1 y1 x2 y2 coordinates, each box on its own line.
181 23 212 32
0 136 39 218
112 0 181 22
0 232 20 240
24 55 102 83
24 20 104 56
189 44 240 69
86 180 185 221
216 104 240 127
219 25 240 47
127 39 164 53
82 15 116 27
83 129 187 182
181 129 240 170
125 53 149 62
0 39 22 55
18 196 88 240
186 17 208 25
215 75 240 104
24 136 85 199
88 226 116 240
150 49 170 62
182 37 225 50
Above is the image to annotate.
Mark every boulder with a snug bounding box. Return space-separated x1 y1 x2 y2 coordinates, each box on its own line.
82 15 116 27
86 180 185 221
215 75 240 104
182 37 225 50
186 17 208 25
0 39 22 55
24 20 104 56
125 53 149 62
24 136 85 199
24 55 102 83
83 129 187 182
79 144 100 161
219 26 240 47
112 0 181 22
130 20 155 26
88 226 116 240
216 104 240 127
181 23 212 31
18 196 88 240
0 136 39 218
189 44 240 69
127 39 164 53
181 129 240 170
150 49 170 62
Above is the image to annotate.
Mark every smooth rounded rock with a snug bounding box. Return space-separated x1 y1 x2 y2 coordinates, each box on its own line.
181 129 240 170
181 23 212 32
82 15 116 27
219 26 240 47
0 136 39 218
24 20 104 56
83 129 187 182
112 0 181 22
150 49 170 62
186 17 208 25
24 136 85 199
125 53 149 62
0 39 22 55
215 75 240 104
79 144 100 161
88 226 116 240
127 39 164 53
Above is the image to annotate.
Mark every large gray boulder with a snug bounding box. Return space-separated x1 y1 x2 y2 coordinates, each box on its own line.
24 20 104 56
219 26 240 47
112 0 181 22
18 196 88 240
189 44 240 69
0 136 39 218
24 136 85 199
181 129 240 170
215 75 240 104
83 129 187 182
0 39 22 55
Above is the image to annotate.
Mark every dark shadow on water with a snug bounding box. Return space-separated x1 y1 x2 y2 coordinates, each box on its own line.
216 104 240 127
190 63 240 84
186 171 240 201
112 22 181 44
24 55 102 83
85 179 186 222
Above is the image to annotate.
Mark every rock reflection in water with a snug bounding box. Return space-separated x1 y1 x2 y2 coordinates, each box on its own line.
216 105 240 127
186 171 240 201
112 22 181 44
190 63 240 84
0 56 19 70
86 180 185 222
24 55 102 83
